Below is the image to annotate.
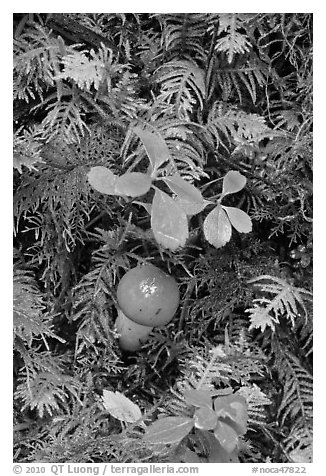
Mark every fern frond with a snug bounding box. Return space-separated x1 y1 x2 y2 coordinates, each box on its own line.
285 425 312 463
237 384 272 427
213 61 269 104
41 97 90 144
14 126 44 173
58 43 129 95
59 50 105 91
156 13 208 62
214 14 252 64
13 23 68 102
71 236 136 349
122 118 206 181
155 60 206 119
275 350 312 427
15 351 80 418
205 102 272 151
13 266 63 347
14 127 120 253
246 275 312 332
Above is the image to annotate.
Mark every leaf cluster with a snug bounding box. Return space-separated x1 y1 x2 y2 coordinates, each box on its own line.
13 13 312 465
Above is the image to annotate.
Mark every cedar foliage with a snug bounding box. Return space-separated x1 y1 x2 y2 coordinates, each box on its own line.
13 13 312 463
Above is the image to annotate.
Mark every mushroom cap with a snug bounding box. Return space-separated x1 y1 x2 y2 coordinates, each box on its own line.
117 264 180 327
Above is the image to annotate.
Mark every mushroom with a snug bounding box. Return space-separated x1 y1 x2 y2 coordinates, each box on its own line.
115 264 180 351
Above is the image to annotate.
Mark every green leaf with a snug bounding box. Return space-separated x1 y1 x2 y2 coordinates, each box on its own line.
163 174 208 216
213 395 237 418
214 420 239 453
177 447 202 463
151 189 188 251
223 206 252 233
227 399 248 435
222 170 246 196
115 172 152 197
174 196 209 216
194 407 218 430
87 166 118 195
203 203 232 249
102 390 142 423
163 174 204 203
183 388 213 408
134 201 152 214
203 431 239 463
143 416 194 445
213 394 248 436
134 126 170 173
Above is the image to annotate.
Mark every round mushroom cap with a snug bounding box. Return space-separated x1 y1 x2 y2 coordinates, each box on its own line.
117 264 180 327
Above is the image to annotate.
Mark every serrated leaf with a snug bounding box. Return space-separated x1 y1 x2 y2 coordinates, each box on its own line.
143 416 194 444
134 126 170 173
214 420 239 453
194 407 218 430
151 189 188 251
115 172 152 197
87 166 118 195
102 390 142 423
13 152 43 173
223 206 252 233
183 388 213 408
203 204 232 249
222 171 246 196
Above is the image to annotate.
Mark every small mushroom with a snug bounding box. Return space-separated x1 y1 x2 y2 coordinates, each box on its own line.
115 264 180 351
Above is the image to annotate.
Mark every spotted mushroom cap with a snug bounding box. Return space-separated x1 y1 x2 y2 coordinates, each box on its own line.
116 264 180 327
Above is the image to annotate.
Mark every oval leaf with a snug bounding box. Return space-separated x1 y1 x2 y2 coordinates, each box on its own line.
194 407 218 430
205 431 240 463
87 166 118 195
134 126 170 173
214 420 239 453
151 189 188 251
183 388 213 408
203 204 232 249
102 390 142 423
163 174 204 204
134 201 152 214
143 416 194 445
227 400 248 436
222 171 246 196
115 172 152 197
174 196 209 216
223 206 252 233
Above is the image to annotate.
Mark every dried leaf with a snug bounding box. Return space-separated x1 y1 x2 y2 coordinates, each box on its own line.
102 390 142 423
